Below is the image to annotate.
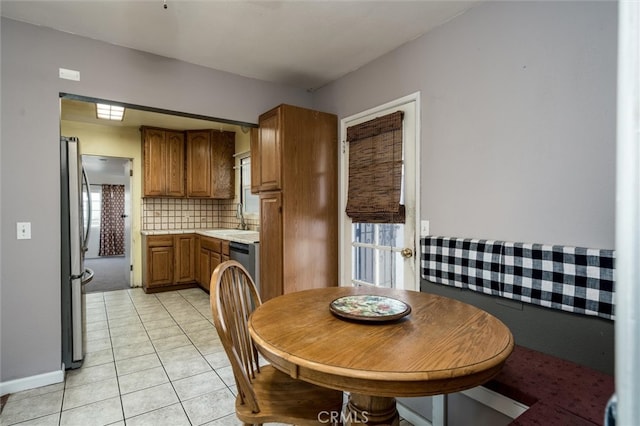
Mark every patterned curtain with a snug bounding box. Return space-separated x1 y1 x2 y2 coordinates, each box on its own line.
99 184 125 256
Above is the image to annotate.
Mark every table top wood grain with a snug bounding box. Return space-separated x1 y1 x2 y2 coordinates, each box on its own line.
249 286 514 398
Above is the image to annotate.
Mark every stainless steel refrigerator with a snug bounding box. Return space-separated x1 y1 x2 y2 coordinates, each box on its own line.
60 136 94 370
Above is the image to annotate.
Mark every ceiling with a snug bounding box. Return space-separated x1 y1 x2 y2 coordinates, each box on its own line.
1 0 479 91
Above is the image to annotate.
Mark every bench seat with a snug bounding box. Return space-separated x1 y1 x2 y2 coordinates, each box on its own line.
484 345 614 425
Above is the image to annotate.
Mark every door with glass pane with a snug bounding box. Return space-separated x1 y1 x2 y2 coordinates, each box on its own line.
340 94 419 290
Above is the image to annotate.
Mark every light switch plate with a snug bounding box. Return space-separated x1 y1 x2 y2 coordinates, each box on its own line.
420 220 430 236
17 222 31 240
59 68 80 81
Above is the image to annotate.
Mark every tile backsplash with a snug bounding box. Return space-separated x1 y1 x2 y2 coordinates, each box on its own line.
142 198 259 231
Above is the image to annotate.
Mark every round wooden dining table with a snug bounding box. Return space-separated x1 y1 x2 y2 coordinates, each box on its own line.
248 286 514 425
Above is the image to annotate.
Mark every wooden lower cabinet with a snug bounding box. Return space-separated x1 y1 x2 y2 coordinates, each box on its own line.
143 233 232 293
147 239 174 288
143 234 197 293
198 248 213 291
259 191 283 301
174 234 196 283
197 236 226 292
221 240 230 263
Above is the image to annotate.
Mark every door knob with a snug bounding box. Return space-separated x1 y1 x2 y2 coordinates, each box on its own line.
400 248 413 258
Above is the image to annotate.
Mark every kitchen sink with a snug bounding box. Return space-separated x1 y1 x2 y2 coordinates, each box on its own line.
199 229 260 243
213 230 255 235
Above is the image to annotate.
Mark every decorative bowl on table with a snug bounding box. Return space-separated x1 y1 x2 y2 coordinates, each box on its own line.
329 294 411 322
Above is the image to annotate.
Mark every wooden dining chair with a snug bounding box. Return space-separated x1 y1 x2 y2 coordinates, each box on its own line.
210 260 344 425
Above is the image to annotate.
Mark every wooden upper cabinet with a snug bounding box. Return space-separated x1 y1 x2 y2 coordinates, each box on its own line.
186 130 235 199
186 130 212 197
257 107 282 191
210 131 235 199
142 127 185 197
166 131 186 197
144 127 234 199
143 128 168 197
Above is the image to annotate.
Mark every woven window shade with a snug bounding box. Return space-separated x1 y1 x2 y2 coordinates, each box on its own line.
346 111 405 223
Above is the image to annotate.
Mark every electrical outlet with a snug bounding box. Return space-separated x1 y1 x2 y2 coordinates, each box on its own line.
420 220 430 236
17 222 31 240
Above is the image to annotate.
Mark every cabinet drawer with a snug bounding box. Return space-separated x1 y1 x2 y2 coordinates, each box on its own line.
200 236 222 253
146 235 174 247
221 240 230 256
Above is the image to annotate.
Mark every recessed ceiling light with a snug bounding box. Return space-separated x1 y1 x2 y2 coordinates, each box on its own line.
96 103 125 121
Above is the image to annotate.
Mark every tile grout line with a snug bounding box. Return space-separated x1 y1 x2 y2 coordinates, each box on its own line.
132 289 193 424
2 289 238 426
154 289 237 424
59 292 112 425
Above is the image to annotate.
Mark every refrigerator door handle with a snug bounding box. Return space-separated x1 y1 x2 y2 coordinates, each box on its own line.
81 167 92 253
81 268 94 286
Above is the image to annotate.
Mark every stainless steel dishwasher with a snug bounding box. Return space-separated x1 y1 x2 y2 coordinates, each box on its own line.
229 241 260 291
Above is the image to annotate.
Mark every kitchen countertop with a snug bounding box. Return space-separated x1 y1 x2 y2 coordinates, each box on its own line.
141 229 259 244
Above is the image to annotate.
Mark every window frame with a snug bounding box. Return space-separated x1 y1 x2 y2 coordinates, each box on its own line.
238 154 259 218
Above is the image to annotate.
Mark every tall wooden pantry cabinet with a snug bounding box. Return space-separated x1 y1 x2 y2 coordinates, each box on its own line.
253 104 338 301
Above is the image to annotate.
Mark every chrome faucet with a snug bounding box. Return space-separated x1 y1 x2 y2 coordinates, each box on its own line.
237 202 248 230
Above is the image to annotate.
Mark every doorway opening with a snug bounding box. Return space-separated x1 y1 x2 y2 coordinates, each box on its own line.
339 93 421 291
82 155 132 292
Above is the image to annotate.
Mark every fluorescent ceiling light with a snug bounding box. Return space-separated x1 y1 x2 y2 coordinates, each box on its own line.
96 103 125 121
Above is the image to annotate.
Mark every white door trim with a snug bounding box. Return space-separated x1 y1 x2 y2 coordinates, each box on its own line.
339 92 421 290
615 1 640 423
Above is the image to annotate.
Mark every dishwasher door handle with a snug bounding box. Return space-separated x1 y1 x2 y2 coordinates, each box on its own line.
229 242 250 254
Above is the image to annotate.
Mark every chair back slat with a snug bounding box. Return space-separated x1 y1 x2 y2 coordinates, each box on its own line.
211 260 263 413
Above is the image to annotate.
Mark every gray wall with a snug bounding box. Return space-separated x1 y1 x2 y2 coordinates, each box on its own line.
314 1 617 249
422 280 614 374
314 1 617 373
0 17 312 383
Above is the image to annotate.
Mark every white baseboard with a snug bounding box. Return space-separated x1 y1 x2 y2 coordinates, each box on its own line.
460 386 529 419
0 368 64 396
398 401 433 426
397 386 528 426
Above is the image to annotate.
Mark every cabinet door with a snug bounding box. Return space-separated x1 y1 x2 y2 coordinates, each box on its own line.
221 240 230 263
259 191 283 301
258 107 282 191
143 128 167 197
210 251 222 281
148 245 174 288
199 248 212 291
166 131 186 197
174 234 196 283
210 131 235 199
186 130 212 197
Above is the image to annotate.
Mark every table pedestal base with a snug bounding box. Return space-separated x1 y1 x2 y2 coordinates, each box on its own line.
347 394 399 426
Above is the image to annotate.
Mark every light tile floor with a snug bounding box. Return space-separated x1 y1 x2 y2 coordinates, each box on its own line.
1 288 241 426
1 287 413 426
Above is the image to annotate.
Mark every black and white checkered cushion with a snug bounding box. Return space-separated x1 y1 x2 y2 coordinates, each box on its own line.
420 237 615 320
501 243 615 319
421 237 501 296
